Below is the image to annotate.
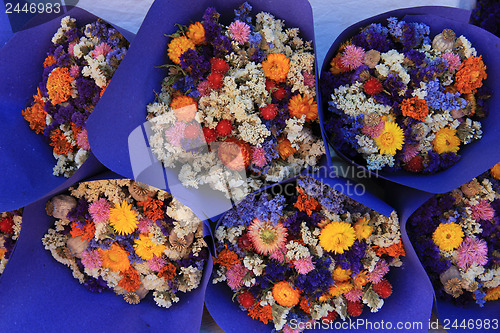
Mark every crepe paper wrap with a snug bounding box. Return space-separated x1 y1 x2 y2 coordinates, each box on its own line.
205 173 434 333
0 171 212 333
318 6 500 193
0 209 22 277
0 6 132 212
86 0 324 222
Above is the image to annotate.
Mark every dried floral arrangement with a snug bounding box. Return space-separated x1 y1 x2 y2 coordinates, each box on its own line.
0 210 22 275
42 179 208 308
146 2 324 201
212 176 405 331
22 16 129 177
321 17 490 174
408 162 500 307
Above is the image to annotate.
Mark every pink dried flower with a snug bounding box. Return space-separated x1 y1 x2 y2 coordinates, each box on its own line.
137 217 152 234
164 122 187 147
470 200 495 221
88 198 111 224
197 80 211 97
251 147 268 168
340 45 365 70
93 42 113 58
361 119 384 138
368 259 389 283
148 255 167 272
302 71 315 88
402 144 419 163
344 288 363 302
81 249 102 269
442 52 461 71
293 257 315 275
456 236 488 269
226 262 248 290
68 42 76 56
229 20 250 44
76 129 90 150
69 64 80 78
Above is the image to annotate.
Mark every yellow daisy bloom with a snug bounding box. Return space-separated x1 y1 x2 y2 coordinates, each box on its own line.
432 222 464 251
134 234 166 260
374 121 405 155
319 221 356 254
109 201 139 235
433 127 461 154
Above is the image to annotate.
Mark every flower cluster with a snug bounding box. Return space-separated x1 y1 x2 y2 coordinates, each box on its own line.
213 176 405 331
22 16 129 177
321 17 490 173
407 162 500 307
146 2 324 201
42 179 208 308
0 210 22 275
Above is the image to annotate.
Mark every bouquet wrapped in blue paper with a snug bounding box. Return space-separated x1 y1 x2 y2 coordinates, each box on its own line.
0 7 131 212
318 7 500 193
207 174 434 333
407 162 500 307
0 209 22 275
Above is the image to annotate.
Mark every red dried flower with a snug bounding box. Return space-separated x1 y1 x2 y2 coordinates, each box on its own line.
321 310 338 323
210 57 229 75
217 138 251 171
207 72 224 90
0 216 14 233
346 301 363 317
237 290 255 309
237 233 253 251
259 103 278 120
403 155 424 173
364 77 383 95
372 279 393 299
265 79 276 92
216 119 233 137
202 127 217 143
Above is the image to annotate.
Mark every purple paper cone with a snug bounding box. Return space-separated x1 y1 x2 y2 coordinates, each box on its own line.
0 6 132 212
206 174 434 333
86 0 321 222
0 169 213 332
318 6 500 194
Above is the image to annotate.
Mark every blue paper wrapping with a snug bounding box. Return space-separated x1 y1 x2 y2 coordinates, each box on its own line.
86 0 324 222
0 168 213 333
205 173 434 333
318 6 500 194
385 178 500 333
0 6 133 212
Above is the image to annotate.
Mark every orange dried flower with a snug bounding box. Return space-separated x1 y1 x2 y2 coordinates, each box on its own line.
400 96 429 121
273 281 301 307
46 67 74 104
157 262 177 280
186 22 205 45
262 53 290 82
454 55 487 94
248 303 273 324
71 221 96 241
22 88 47 134
119 267 141 292
213 244 241 270
137 197 164 221
167 36 195 65
70 222 84 238
288 94 318 122
277 137 296 160
50 129 73 155
0 248 6 260
299 298 310 314
373 240 406 257
485 285 500 301
353 271 369 288
170 95 197 122
294 187 320 216
328 281 354 297
43 55 56 67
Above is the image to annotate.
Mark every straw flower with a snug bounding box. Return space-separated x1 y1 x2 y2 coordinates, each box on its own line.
99 243 131 272
262 53 290 82
432 128 460 154
248 219 287 256
374 122 404 155
272 281 301 307
186 22 205 45
288 94 318 122
109 201 139 235
319 221 356 254
432 222 464 251
167 36 195 64
134 234 167 260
